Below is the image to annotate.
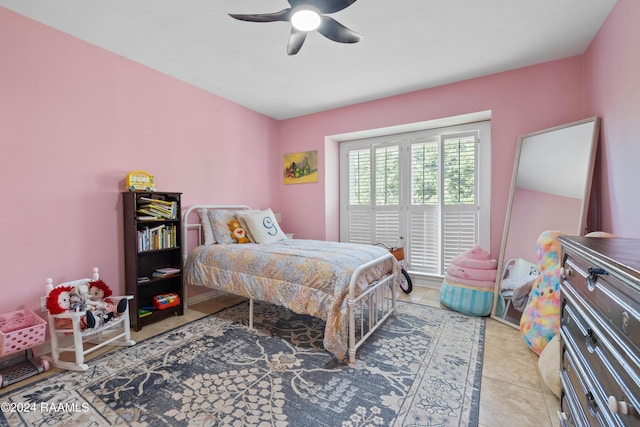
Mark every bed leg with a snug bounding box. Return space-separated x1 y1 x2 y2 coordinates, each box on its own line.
249 298 254 329
348 299 356 364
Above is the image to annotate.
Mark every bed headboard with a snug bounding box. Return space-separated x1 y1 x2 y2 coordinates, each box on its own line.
182 205 251 262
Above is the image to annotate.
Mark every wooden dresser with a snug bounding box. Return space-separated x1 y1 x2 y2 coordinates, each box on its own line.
558 236 640 426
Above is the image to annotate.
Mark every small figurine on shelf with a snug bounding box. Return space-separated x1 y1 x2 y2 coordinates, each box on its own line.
126 170 156 192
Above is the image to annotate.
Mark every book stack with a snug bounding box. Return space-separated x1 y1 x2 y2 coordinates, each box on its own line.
152 267 181 278
137 224 177 252
136 197 178 220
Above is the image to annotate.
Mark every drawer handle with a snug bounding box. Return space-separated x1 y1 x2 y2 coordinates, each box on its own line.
586 328 598 351
622 311 630 334
608 395 631 415
586 391 598 412
560 267 572 277
586 267 608 291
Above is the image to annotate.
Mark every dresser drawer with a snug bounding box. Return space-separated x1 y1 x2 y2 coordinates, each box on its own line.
560 386 585 426
561 294 640 426
558 237 640 427
562 249 640 357
560 342 611 426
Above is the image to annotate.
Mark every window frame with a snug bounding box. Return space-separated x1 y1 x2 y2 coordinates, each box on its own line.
339 120 491 282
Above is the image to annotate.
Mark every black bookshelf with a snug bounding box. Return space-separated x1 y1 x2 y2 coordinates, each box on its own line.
123 192 183 331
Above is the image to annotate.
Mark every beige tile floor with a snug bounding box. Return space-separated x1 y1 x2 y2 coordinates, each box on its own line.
3 288 560 426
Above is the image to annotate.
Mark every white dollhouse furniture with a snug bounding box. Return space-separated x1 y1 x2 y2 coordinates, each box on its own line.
42 267 135 371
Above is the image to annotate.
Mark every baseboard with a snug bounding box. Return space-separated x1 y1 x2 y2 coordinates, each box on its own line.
187 289 225 307
411 275 443 289
34 291 224 359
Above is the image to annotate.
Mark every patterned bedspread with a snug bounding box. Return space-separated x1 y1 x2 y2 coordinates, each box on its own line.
183 239 396 360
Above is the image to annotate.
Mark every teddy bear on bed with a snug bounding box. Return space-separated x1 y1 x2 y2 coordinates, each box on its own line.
228 219 250 244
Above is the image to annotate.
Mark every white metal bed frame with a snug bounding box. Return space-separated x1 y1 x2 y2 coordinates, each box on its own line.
181 205 398 363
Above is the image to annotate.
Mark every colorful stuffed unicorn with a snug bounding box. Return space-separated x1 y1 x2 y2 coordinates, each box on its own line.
520 230 617 355
519 230 565 355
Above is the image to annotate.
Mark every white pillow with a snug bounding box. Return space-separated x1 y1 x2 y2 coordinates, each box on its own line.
207 210 240 244
240 209 287 244
235 209 260 242
197 208 216 245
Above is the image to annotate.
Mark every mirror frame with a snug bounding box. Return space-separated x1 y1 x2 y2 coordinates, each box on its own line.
490 116 601 327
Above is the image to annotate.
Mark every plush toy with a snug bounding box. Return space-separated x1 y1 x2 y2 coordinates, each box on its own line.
440 245 498 316
86 279 127 324
520 230 618 355
69 291 96 328
228 219 250 244
45 285 95 329
520 230 566 355
538 334 561 398
45 285 73 314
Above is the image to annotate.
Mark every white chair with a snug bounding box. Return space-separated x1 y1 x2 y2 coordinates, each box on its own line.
42 267 135 371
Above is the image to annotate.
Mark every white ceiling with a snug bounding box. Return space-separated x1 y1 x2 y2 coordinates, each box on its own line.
0 0 617 120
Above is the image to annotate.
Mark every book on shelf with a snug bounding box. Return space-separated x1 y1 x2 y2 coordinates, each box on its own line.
155 267 180 274
137 197 178 220
137 276 150 283
139 197 174 206
152 267 181 278
137 215 160 221
137 223 178 252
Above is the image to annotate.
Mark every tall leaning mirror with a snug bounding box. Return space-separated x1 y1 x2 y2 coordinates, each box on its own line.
491 117 600 327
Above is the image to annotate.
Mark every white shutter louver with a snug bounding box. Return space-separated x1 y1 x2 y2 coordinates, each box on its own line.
340 121 488 279
375 145 400 206
375 210 400 247
443 207 477 268
408 207 440 274
348 208 374 245
348 149 371 205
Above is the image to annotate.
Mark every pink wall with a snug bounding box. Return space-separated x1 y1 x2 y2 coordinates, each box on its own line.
0 10 280 315
277 57 587 257
584 0 640 238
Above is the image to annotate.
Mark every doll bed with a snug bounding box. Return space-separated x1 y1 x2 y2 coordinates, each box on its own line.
182 205 399 363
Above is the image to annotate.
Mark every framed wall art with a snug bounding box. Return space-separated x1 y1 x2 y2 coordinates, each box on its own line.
283 150 318 184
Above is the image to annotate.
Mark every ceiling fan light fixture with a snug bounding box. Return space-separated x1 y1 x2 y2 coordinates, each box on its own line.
291 7 322 32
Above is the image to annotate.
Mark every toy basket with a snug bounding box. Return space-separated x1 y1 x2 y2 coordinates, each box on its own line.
375 243 405 262
0 309 47 357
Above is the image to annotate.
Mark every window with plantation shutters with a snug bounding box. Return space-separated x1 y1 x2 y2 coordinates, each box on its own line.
340 121 490 281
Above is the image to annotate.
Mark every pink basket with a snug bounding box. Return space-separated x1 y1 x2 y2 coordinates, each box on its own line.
0 309 47 357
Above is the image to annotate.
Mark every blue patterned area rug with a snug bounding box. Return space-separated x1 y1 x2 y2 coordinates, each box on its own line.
0 300 485 426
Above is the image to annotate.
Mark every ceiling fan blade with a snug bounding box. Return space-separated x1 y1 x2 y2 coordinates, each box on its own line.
229 9 291 23
288 0 358 14
287 28 307 55
318 16 362 43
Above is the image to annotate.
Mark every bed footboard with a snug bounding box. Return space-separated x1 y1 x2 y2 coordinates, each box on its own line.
347 253 398 363
243 253 397 364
